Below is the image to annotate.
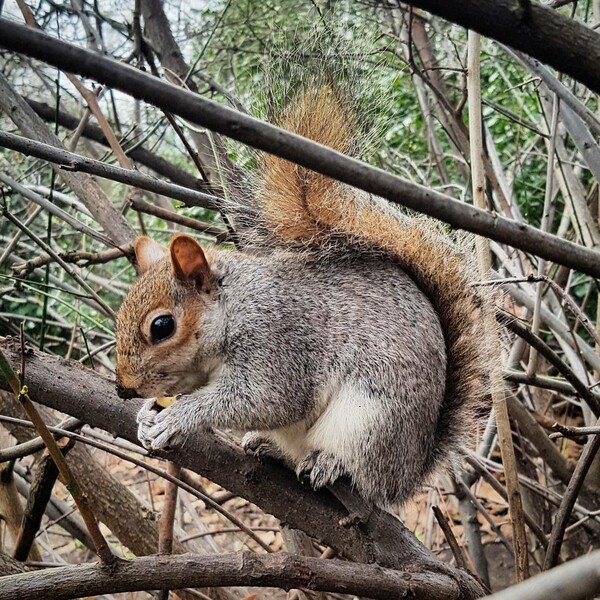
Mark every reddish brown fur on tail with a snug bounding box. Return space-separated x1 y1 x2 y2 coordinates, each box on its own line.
258 86 487 467
260 86 358 241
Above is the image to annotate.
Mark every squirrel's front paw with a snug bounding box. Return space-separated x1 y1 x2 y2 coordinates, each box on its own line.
136 398 187 451
136 399 160 449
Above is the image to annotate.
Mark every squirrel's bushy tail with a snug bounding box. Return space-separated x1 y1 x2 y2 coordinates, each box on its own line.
257 85 489 473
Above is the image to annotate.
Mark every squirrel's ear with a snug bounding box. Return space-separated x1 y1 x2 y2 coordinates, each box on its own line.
134 237 167 273
170 234 211 285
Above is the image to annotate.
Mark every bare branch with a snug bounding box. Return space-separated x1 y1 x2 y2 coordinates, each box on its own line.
544 416 600 569
0 69 134 246
400 0 600 95
0 551 462 600
25 97 210 191
0 131 220 211
483 548 600 600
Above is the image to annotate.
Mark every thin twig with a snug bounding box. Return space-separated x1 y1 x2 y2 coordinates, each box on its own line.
0 416 83 462
500 311 600 416
527 93 559 376
464 457 549 550
157 461 181 600
17 0 132 169
550 424 600 440
544 416 600 569
468 30 528 581
432 505 467 570
0 131 220 210
13 246 132 279
1 206 116 319
129 196 227 239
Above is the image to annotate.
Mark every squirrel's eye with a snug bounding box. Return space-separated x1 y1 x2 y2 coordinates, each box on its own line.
150 315 175 343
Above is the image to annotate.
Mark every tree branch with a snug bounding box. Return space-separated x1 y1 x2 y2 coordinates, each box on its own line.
0 69 134 247
400 0 600 96
0 551 460 600
24 97 210 192
0 131 220 211
482 548 600 600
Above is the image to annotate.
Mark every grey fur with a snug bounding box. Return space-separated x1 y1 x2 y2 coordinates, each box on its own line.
136 247 446 507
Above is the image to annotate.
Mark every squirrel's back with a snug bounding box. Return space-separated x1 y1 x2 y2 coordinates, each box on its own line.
207 245 447 505
253 85 489 481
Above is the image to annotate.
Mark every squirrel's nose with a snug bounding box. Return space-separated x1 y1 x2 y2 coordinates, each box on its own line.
116 383 139 400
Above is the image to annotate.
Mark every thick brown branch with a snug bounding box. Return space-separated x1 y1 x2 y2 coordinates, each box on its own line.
0 551 459 600
0 551 29 576
400 0 600 96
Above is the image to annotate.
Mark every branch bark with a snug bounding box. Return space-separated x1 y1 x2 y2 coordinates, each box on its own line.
0 551 29 576
400 0 600 96
0 551 460 600
482 548 600 600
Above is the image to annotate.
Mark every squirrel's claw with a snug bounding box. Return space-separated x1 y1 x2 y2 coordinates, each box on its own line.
136 398 181 450
296 449 346 490
241 432 283 461
137 397 192 450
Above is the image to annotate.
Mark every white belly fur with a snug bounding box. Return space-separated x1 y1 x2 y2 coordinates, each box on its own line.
259 382 375 466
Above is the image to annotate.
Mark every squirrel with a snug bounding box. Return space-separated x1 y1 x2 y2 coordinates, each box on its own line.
114 85 490 508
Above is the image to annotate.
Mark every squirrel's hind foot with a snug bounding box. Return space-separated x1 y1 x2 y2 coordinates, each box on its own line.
296 450 346 491
296 451 373 527
241 432 283 461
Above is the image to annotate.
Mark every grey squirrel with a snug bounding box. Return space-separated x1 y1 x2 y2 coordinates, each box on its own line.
114 85 490 507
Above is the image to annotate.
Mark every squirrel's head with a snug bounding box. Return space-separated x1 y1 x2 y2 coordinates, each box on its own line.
115 234 217 400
